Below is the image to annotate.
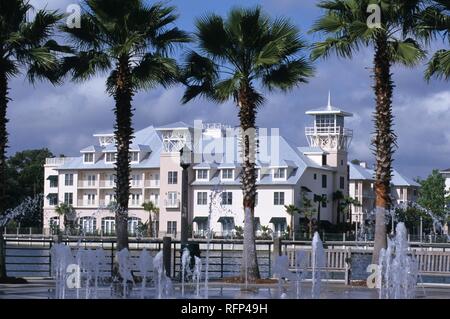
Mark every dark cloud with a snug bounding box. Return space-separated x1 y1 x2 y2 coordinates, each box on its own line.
5 0 449 180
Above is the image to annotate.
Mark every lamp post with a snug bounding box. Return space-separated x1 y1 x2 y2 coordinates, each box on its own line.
179 146 191 247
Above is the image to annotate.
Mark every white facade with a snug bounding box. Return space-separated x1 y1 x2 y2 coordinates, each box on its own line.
43 97 356 239
348 162 420 224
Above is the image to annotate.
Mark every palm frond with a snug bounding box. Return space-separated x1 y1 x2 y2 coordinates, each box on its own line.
262 58 315 91
425 49 450 81
388 38 426 67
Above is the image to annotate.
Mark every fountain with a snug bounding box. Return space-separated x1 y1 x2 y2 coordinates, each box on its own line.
193 256 202 297
378 222 418 299
181 247 191 297
138 249 153 299
311 232 326 299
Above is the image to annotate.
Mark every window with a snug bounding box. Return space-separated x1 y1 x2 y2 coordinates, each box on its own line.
313 173 317 180
221 219 235 237
108 174 116 186
316 114 335 129
167 192 177 206
221 192 233 205
322 155 327 166
340 176 345 189
102 217 115 235
197 192 207 205
274 192 285 205
131 174 141 186
274 168 286 179
255 193 258 206
64 193 73 205
167 221 177 235
80 217 96 234
87 194 96 205
106 193 116 204
49 177 58 188
130 193 141 206
221 169 233 180
130 152 139 162
322 194 327 208
87 175 96 186
84 153 94 163
48 195 58 206
105 153 116 163
168 171 178 184
413 189 417 197
274 222 286 233
65 174 74 186
128 217 141 235
322 174 327 188
197 170 208 180
341 159 344 166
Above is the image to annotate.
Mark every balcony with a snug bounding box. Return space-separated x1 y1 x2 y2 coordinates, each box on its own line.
77 200 98 207
164 199 180 209
78 180 98 188
130 181 143 188
99 181 116 188
144 180 160 188
305 126 353 137
45 157 77 166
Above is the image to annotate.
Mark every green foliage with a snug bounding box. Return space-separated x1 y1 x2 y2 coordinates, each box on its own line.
310 0 426 67
416 0 450 80
417 169 448 220
0 0 66 83
4 149 53 227
394 206 433 233
61 0 190 93
234 226 244 239
181 6 314 105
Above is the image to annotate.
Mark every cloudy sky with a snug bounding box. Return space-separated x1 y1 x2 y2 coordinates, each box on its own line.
8 0 450 179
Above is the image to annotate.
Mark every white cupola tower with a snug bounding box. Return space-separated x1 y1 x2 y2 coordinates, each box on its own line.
305 92 353 152
305 92 353 223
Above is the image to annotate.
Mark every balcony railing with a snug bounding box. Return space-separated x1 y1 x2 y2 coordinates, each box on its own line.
78 180 98 188
305 126 353 137
45 157 77 166
99 181 116 188
144 180 160 188
77 200 98 207
164 199 180 208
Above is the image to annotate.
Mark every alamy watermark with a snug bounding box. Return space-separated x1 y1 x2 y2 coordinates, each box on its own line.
367 4 381 29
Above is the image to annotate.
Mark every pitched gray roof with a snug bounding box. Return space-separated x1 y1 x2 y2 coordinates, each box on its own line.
57 126 162 170
392 169 420 187
348 162 420 187
348 162 375 181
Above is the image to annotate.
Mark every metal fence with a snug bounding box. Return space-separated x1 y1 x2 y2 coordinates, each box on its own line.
4 237 450 280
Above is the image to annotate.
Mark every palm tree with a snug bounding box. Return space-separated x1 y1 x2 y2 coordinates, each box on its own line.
417 0 450 80
333 190 345 224
61 0 189 255
300 194 316 239
313 194 328 226
311 0 426 264
284 204 299 240
142 201 159 237
55 203 76 233
0 0 64 280
182 6 313 282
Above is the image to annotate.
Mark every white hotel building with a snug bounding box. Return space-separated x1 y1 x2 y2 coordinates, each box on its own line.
43 97 417 238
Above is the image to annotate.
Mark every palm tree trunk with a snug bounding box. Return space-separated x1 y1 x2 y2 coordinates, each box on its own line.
372 33 395 264
114 55 133 253
0 70 9 279
238 82 260 282
147 213 153 238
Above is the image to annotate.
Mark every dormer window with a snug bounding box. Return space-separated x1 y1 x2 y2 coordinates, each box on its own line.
197 169 208 181
273 168 286 180
130 152 139 163
221 169 234 180
84 153 94 163
105 152 116 163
